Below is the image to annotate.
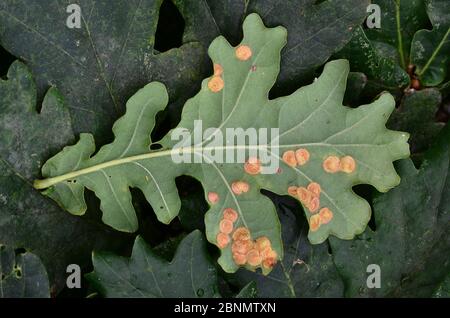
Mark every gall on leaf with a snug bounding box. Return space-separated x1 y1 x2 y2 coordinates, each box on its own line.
34 14 410 275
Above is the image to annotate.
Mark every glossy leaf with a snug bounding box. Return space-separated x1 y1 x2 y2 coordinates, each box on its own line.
86 230 219 298
35 14 410 274
411 0 450 86
335 26 410 89
235 281 258 298
335 0 430 90
432 273 450 298
365 0 429 69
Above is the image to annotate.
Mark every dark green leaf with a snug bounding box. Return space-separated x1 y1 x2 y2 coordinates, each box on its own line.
0 61 130 292
235 281 258 298
0 245 50 298
343 72 368 106
365 0 429 69
439 79 450 99
35 15 410 275
335 26 410 89
411 0 450 86
432 273 450 298
335 0 436 91
247 0 371 88
87 230 219 298
387 88 444 153
176 0 246 46
176 0 370 88
0 0 207 142
152 233 186 261
330 124 450 297
231 195 344 297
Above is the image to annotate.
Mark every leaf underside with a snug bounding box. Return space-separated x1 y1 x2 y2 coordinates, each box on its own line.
330 125 450 297
35 14 410 274
233 125 450 297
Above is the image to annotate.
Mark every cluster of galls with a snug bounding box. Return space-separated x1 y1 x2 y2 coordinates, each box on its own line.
288 182 333 232
231 228 277 269
216 208 277 269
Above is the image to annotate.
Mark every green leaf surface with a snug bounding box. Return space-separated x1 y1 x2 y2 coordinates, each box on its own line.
231 195 344 297
246 0 370 88
0 61 130 292
387 88 444 153
334 26 410 89
233 125 450 298
0 245 50 298
235 281 258 298
330 124 450 297
86 230 219 298
0 0 207 142
176 0 246 46
411 0 450 86
35 14 410 274
432 273 450 298
176 0 370 88
365 0 429 69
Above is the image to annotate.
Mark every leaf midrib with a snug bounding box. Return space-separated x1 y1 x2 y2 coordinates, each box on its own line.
33 142 387 190
395 0 407 69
